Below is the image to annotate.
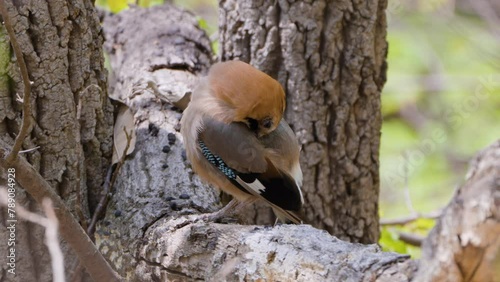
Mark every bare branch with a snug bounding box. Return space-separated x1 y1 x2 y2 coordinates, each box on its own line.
88 126 132 236
18 146 40 154
0 151 122 282
0 1 33 163
0 189 64 281
87 165 113 236
0 188 46 224
41 199 65 282
398 232 424 247
380 210 442 226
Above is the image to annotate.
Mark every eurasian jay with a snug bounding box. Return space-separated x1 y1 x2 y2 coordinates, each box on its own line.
181 60 303 223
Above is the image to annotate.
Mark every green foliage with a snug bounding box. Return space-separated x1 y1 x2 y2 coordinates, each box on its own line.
96 0 164 13
380 0 500 256
197 17 218 54
380 227 415 255
380 218 436 258
176 0 219 54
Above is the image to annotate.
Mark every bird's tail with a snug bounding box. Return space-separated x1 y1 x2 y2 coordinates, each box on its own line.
271 206 304 224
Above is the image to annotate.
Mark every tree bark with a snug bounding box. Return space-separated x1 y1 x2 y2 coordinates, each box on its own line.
2 1 496 281
219 0 387 243
99 4 497 282
137 218 415 281
96 4 216 278
414 140 500 282
0 0 112 280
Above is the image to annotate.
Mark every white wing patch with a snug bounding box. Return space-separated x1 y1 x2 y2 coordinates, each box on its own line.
290 162 304 204
235 176 266 196
236 175 303 224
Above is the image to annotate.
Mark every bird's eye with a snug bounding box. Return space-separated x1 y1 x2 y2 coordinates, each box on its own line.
262 118 273 129
246 118 259 131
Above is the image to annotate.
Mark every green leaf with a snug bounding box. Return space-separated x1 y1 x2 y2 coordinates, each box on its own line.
380 227 408 254
108 0 129 13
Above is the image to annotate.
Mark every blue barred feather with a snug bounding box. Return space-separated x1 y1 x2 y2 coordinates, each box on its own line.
198 140 236 180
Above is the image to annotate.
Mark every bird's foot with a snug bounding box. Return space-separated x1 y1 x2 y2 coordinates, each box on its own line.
197 212 239 224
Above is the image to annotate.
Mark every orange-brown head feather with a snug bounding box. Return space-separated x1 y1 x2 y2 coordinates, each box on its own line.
207 61 286 136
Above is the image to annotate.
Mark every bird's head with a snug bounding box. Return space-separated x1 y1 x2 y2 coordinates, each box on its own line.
208 61 286 137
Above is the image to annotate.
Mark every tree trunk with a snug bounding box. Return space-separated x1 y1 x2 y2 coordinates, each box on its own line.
97 3 405 278
96 4 216 278
2 1 496 281
219 0 387 243
0 0 112 280
98 3 498 280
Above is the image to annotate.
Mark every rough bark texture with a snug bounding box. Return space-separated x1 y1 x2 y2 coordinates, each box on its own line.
96 4 402 280
138 218 414 281
219 0 387 243
414 140 500 282
96 5 217 279
0 0 113 280
99 4 498 282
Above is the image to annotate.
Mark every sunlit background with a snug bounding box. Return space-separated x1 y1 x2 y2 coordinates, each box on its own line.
96 0 500 257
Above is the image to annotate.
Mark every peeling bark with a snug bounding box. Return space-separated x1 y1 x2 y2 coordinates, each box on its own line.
219 0 387 243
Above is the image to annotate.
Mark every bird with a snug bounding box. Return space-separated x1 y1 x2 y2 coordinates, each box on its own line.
180 60 303 224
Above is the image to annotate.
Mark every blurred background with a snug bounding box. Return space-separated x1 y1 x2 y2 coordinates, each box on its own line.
96 0 500 257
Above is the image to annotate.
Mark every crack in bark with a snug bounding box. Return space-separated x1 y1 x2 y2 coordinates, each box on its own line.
138 257 204 281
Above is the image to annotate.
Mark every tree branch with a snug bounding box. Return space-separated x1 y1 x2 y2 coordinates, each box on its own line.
380 210 441 226
398 232 424 247
0 189 64 282
0 0 33 163
0 148 122 282
87 127 132 236
41 199 66 282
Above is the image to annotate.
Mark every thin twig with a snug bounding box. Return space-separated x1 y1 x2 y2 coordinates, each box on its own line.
72 127 132 281
19 146 40 154
87 165 114 236
0 153 122 281
398 232 424 247
0 1 33 163
42 198 66 282
0 189 65 281
0 188 46 224
380 210 441 226
87 126 132 236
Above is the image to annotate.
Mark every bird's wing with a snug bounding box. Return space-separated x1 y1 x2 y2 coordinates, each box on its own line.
198 116 303 222
199 116 268 173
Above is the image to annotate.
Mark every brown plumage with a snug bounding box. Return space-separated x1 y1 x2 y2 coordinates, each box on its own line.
181 60 303 223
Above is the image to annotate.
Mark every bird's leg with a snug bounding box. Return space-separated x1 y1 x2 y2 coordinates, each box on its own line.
201 198 256 222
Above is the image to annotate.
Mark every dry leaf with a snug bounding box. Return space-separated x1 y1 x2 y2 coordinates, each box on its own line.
112 104 136 164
